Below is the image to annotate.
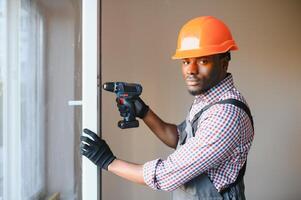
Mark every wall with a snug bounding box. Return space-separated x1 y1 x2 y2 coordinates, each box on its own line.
102 0 301 200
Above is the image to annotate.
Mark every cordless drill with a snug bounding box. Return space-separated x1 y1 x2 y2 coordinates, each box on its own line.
103 82 143 129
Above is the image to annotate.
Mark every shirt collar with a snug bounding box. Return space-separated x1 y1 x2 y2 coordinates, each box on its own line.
194 73 234 104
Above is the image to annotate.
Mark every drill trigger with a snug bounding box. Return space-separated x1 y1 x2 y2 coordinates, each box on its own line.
119 98 125 104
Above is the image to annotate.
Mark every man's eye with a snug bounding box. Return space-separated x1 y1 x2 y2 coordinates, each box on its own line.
198 60 208 65
182 61 189 65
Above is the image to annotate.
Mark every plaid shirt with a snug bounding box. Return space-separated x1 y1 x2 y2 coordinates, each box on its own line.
143 74 254 192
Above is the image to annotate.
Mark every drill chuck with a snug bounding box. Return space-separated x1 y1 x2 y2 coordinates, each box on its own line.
103 82 115 92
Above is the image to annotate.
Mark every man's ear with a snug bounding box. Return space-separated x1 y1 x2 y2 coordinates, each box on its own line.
221 58 229 72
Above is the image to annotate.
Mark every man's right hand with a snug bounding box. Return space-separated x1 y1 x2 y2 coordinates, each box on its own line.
116 97 149 119
117 97 178 149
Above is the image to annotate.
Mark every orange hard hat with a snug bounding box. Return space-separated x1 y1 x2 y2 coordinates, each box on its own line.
172 16 238 59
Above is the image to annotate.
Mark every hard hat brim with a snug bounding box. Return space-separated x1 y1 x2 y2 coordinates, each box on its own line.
172 41 238 60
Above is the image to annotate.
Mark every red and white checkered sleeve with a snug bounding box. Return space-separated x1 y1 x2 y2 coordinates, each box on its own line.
143 158 161 190
143 104 242 191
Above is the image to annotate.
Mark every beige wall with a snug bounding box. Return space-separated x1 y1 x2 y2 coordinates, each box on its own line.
102 0 301 199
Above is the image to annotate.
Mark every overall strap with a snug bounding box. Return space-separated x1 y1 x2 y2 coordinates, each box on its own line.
218 99 254 128
190 98 254 193
191 98 254 136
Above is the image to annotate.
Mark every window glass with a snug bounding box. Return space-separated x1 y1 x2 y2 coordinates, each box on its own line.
19 0 45 198
0 0 6 198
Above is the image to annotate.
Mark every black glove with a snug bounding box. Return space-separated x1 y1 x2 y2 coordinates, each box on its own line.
116 97 149 119
80 128 116 170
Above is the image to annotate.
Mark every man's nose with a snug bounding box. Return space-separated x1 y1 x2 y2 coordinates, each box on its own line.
187 62 198 74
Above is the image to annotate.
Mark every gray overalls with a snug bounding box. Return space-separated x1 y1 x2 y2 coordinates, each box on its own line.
172 99 253 200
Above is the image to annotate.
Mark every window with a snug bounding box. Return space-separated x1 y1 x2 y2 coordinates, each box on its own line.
0 0 45 199
1 0 86 199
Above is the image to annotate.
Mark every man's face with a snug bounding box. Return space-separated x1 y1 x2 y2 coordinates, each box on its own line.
181 54 228 96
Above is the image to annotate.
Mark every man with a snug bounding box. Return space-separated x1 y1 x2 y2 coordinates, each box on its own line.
80 16 254 199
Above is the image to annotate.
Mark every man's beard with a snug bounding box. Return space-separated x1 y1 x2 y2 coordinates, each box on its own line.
187 74 226 96
186 76 208 96
187 87 207 96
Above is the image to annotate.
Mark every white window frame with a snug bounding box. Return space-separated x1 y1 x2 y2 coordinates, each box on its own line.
82 0 101 200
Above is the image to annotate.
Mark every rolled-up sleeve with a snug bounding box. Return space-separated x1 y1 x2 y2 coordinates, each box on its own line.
143 158 161 190
142 104 243 191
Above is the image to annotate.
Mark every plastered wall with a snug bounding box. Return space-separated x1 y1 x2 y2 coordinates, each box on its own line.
102 0 301 200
